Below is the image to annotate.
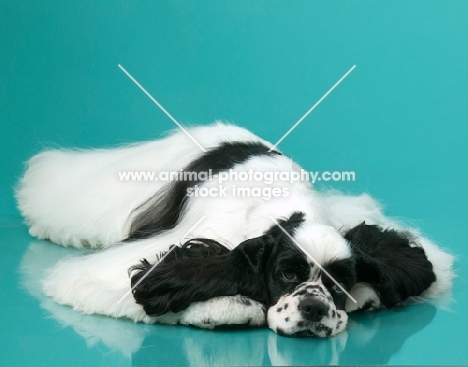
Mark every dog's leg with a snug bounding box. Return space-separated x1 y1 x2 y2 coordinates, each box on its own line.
156 296 266 329
38 230 259 322
41 234 266 327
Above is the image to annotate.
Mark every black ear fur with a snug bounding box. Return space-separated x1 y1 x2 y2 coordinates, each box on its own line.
234 211 305 276
345 223 436 308
130 236 272 316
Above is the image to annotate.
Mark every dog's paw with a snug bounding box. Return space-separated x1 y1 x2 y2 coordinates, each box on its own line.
345 283 381 313
174 295 266 329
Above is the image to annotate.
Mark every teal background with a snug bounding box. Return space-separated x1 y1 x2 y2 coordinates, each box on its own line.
1 1 467 366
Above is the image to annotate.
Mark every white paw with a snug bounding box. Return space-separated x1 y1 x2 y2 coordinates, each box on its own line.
172 295 266 329
346 283 381 312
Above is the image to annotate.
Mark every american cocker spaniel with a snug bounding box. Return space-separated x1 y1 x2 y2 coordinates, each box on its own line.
16 123 454 337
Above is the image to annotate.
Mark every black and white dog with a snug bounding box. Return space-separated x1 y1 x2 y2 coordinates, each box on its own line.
16 123 454 337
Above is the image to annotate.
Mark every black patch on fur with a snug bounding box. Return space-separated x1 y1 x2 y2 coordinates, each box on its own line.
237 296 252 306
314 324 332 338
315 324 333 338
360 300 377 311
276 328 288 336
322 258 356 310
345 222 436 308
152 238 230 264
127 141 281 240
293 290 308 297
284 303 289 310
285 317 290 322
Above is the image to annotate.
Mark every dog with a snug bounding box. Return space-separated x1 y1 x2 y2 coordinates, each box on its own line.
16 122 454 337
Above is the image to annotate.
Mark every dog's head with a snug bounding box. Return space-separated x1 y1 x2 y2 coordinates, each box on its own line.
130 212 436 337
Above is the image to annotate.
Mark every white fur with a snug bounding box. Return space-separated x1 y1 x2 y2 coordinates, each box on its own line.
16 122 454 332
16 123 265 248
345 283 381 312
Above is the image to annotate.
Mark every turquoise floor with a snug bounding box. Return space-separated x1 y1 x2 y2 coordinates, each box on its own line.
2 1 468 366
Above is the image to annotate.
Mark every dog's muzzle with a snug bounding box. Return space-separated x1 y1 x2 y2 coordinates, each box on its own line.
266 282 348 337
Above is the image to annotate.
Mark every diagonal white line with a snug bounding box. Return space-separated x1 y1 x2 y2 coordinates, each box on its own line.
118 64 207 152
269 65 356 152
269 216 357 304
117 216 207 305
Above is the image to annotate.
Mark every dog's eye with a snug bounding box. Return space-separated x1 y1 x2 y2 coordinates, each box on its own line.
282 271 298 282
332 283 346 294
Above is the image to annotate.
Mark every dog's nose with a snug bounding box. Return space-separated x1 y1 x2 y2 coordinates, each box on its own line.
299 299 329 322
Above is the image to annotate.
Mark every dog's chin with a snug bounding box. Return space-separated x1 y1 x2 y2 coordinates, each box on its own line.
277 324 322 338
292 328 321 338
275 317 347 338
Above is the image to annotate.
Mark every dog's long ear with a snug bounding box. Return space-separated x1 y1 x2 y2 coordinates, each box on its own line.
130 236 273 316
345 223 436 308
